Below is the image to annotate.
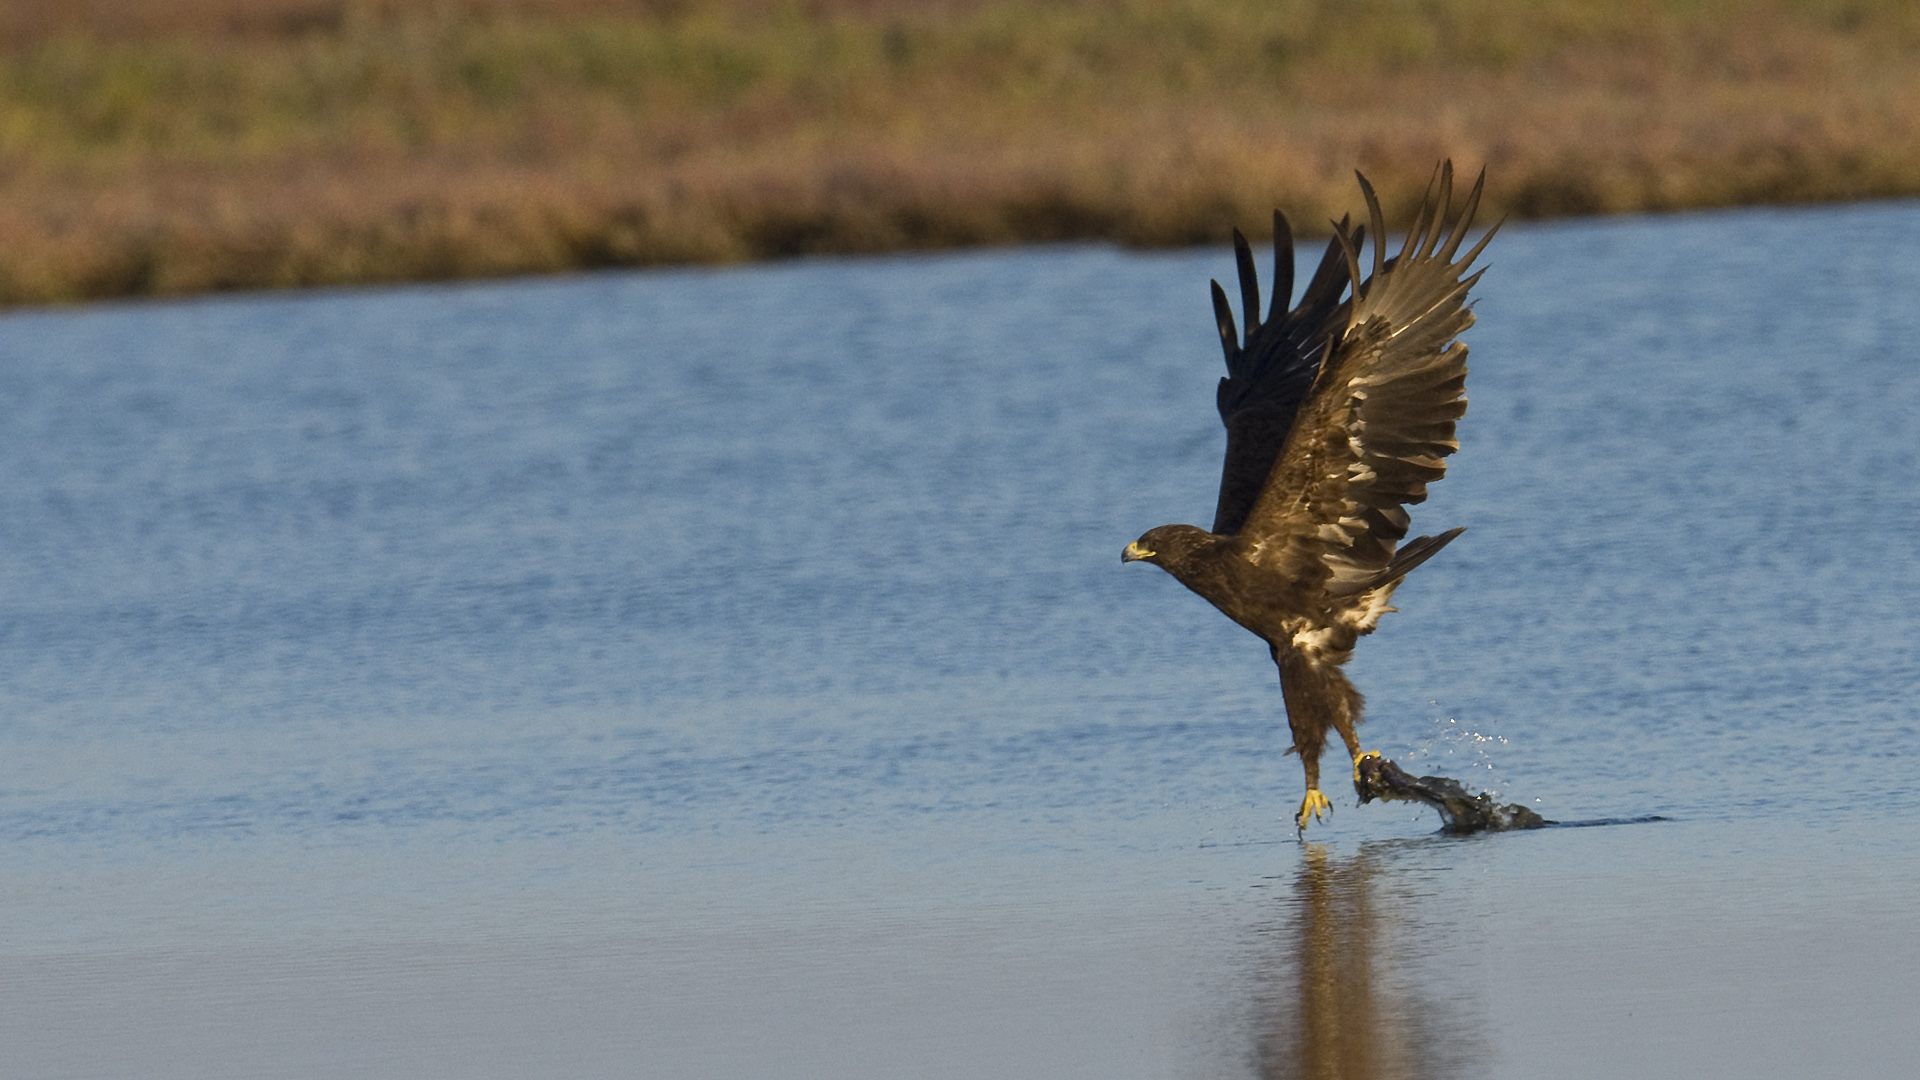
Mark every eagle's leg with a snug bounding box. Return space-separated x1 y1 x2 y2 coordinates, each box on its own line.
1275 642 1371 834
1326 685 1379 790
1274 644 1335 833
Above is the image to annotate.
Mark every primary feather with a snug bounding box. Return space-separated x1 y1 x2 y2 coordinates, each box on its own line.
1209 212 1364 536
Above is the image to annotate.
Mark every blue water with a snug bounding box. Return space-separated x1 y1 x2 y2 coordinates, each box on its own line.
2 199 1918 1079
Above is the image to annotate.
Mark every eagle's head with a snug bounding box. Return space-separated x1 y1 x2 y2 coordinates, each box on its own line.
1122 524 1214 571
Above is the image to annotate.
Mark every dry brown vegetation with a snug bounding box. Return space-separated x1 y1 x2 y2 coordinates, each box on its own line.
3 0 1919 304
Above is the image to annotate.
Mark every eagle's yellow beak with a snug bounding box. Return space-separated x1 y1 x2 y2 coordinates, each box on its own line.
1121 541 1155 563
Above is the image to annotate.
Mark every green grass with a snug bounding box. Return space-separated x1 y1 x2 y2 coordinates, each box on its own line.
4 0 1920 303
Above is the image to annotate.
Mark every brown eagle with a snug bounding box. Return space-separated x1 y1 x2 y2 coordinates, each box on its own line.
1123 163 1495 834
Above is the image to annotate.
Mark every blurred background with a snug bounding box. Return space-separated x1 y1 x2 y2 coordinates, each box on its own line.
3 0 1918 304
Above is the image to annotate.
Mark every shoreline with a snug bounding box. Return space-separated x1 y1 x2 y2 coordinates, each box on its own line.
4 0 1919 305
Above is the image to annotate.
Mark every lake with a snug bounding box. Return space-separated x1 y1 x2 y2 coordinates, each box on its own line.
2 196 1917 1079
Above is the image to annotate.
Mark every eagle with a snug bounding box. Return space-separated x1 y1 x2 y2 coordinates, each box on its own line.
1123 163 1495 834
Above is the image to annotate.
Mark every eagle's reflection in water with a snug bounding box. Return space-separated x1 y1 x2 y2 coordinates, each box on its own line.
1257 844 1481 1080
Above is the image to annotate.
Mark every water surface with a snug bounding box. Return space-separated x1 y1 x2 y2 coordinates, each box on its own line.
2 198 1918 1078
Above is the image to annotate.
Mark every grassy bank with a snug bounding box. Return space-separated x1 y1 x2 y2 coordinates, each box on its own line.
3 0 1919 304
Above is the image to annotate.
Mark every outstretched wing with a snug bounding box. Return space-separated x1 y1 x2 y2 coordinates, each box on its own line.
1236 163 1496 596
1208 213 1364 535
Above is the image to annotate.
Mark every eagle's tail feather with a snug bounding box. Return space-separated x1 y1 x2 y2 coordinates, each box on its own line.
1368 525 1465 591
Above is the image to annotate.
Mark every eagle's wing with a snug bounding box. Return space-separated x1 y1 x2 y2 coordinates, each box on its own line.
1208 214 1364 535
1236 163 1495 597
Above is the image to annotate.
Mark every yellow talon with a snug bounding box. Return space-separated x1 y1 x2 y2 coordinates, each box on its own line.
1295 788 1333 832
1352 749 1381 783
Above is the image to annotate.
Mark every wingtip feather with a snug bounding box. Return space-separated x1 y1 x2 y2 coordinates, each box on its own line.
1331 221 1364 314
1355 170 1387 281
1401 162 1443 263
1270 209 1294 322
1210 279 1239 361
1232 228 1261 338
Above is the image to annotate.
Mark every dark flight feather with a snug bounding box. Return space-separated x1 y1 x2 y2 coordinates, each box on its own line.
1209 216 1365 536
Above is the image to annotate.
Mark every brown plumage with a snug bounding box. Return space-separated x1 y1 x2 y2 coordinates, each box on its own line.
1123 163 1496 833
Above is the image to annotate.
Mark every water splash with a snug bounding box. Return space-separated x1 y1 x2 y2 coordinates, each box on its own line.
1398 708 1513 801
